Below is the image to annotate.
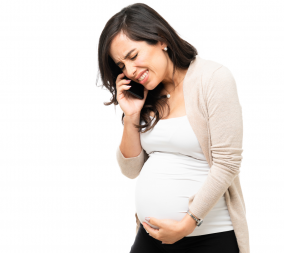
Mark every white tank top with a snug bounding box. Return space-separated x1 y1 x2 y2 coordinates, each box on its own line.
135 115 234 236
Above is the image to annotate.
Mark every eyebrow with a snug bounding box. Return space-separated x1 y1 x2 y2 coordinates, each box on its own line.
115 48 136 66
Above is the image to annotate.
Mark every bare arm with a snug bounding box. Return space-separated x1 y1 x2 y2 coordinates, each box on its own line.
119 113 142 158
116 113 147 179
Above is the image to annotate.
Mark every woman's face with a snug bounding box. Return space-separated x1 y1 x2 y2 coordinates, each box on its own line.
109 32 169 90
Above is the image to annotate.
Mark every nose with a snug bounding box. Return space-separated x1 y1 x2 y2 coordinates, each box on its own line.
125 62 137 80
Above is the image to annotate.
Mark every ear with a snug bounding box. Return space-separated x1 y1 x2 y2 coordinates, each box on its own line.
158 35 167 49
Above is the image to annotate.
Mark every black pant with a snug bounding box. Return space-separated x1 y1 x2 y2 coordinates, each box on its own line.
130 223 239 253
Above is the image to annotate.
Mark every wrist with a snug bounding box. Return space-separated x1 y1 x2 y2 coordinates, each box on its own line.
189 211 198 219
186 210 203 227
178 212 197 236
124 112 140 118
123 113 140 123
123 114 140 126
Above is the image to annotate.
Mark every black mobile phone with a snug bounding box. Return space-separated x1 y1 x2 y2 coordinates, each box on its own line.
122 76 144 100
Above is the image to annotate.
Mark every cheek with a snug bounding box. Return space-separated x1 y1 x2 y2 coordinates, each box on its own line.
135 58 145 66
135 52 150 67
135 56 153 73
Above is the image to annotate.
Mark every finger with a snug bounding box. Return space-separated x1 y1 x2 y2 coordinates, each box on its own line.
117 78 131 89
120 82 132 90
116 79 132 95
143 223 153 233
118 72 125 78
144 223 159 232
116 72 126 82
145 225 160 239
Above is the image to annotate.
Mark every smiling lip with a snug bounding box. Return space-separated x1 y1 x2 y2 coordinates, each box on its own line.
136 69 148 81
138 70 149 84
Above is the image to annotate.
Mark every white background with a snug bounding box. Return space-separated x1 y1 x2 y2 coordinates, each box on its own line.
0 0 283 252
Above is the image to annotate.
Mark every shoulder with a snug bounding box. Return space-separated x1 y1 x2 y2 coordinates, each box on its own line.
195 55 233 80
194 56 236 92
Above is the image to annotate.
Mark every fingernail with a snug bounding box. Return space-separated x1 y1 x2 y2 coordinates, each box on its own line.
145 217 150 222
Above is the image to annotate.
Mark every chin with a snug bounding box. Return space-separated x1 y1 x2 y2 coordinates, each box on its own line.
145 82 157 91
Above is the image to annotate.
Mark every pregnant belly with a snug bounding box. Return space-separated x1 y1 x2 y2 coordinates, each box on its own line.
135 154 210 230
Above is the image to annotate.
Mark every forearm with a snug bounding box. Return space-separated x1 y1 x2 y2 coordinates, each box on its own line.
119 113 142 158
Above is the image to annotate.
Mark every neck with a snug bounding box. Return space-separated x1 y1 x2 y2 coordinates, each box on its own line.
162 68 188 96
161 55 188 95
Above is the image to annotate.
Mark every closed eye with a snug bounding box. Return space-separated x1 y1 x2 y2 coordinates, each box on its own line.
120 53 138 70
131 53 138 60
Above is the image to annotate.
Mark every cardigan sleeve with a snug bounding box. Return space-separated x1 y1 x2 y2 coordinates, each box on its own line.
188 65 244 220
116 145 148 179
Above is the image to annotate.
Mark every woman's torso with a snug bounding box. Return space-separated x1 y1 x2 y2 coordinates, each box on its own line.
135 114 234 236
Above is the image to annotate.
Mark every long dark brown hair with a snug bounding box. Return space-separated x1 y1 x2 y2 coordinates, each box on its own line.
96 3 198 133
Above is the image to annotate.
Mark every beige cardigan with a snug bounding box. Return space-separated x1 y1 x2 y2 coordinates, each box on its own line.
116 55 250 253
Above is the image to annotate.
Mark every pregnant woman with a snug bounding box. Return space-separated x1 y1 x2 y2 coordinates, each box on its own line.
98 3 250 253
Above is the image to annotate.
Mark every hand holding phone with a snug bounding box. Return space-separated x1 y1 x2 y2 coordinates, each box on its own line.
122 76 145 100
116 73 148 117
